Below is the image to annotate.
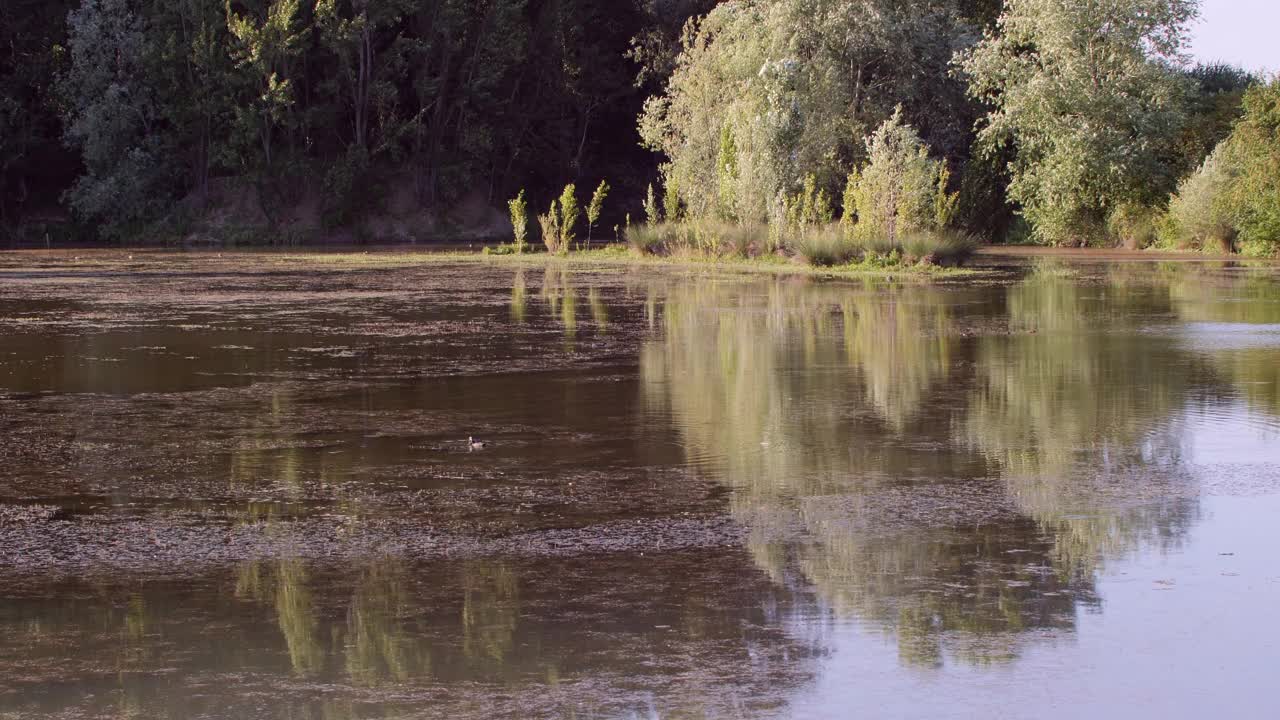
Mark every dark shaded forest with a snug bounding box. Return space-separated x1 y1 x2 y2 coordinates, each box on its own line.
1 0 721 242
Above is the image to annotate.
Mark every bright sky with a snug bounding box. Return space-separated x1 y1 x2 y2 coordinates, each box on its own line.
1189 0 1278 73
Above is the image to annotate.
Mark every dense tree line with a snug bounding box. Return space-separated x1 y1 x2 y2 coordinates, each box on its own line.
1 0 1276 254
1 0 715 240
641 0 1273 255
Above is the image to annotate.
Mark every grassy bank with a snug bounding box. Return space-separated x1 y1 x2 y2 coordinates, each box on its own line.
266 244 985 278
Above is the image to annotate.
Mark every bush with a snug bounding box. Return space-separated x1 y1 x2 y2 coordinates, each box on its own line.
1107 202 1161 250
1158 78 1280 257
844 110 957 245
643 183 661 225
538 200 563 254
558 184 579 250
508 190 529 253
586 180 609 242
1159 144 1236 252
1227 78 1280 257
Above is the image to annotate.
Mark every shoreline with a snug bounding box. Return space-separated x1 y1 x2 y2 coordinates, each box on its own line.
2 245 1273 283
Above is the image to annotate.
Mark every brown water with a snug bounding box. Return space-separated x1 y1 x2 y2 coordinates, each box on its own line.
1 251 1278 719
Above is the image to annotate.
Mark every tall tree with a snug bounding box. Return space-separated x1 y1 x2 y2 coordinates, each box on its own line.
225 0 306 170
639 0 980 222
960 0 1198 244
60 0 174 233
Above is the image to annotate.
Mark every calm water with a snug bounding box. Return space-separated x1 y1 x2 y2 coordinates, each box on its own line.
1 251 1277 719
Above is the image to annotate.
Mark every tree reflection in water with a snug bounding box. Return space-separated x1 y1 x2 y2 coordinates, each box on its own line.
640 272 1209 666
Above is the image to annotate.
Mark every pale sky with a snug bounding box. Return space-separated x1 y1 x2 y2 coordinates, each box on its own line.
1189 0 1278 73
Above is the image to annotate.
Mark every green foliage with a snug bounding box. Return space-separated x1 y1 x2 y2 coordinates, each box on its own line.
0 0 78 223
586 180 609 241
785 174 833 232
840 171 860 235
59 0 174 235
640 0 981 223
626 221 669 255
899 229 979 266
558 184 579 250
716 124 739 219
1106 202 1161 250
538 199 562 254
643 183 661 225
662 179 681 223
1175 63 1258 178
844 111 955 245
224 0 305 170
321 145 372 228
626 219 764 258
934 162 958 229
1224 78 1280 257
508 190 529 253
14 0 1268 256
960 0 1196 245
1160 78 1280 257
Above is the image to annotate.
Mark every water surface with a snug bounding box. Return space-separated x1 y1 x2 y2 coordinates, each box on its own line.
1 251 1277 719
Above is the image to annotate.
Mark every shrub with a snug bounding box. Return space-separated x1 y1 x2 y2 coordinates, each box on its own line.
558 184 579 251
854 232 899 257
785 174 834 234
643 183 661 225
1226 78 1280 257
538 200 562 254
1159 145 1237 252
586 180 609 242
1158 77 1280 257
845 110 957 245
508 189 529 253
626 220 767 258
1107 202 1161 250
663 179 681 223
716 221 762 258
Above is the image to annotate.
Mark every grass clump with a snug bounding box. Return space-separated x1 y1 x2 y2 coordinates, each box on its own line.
792 225 858 267
626 220 768 258
898 229 979 266
626 222 674 255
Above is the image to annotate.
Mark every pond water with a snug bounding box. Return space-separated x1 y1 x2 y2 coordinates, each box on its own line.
1 251 1277 719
